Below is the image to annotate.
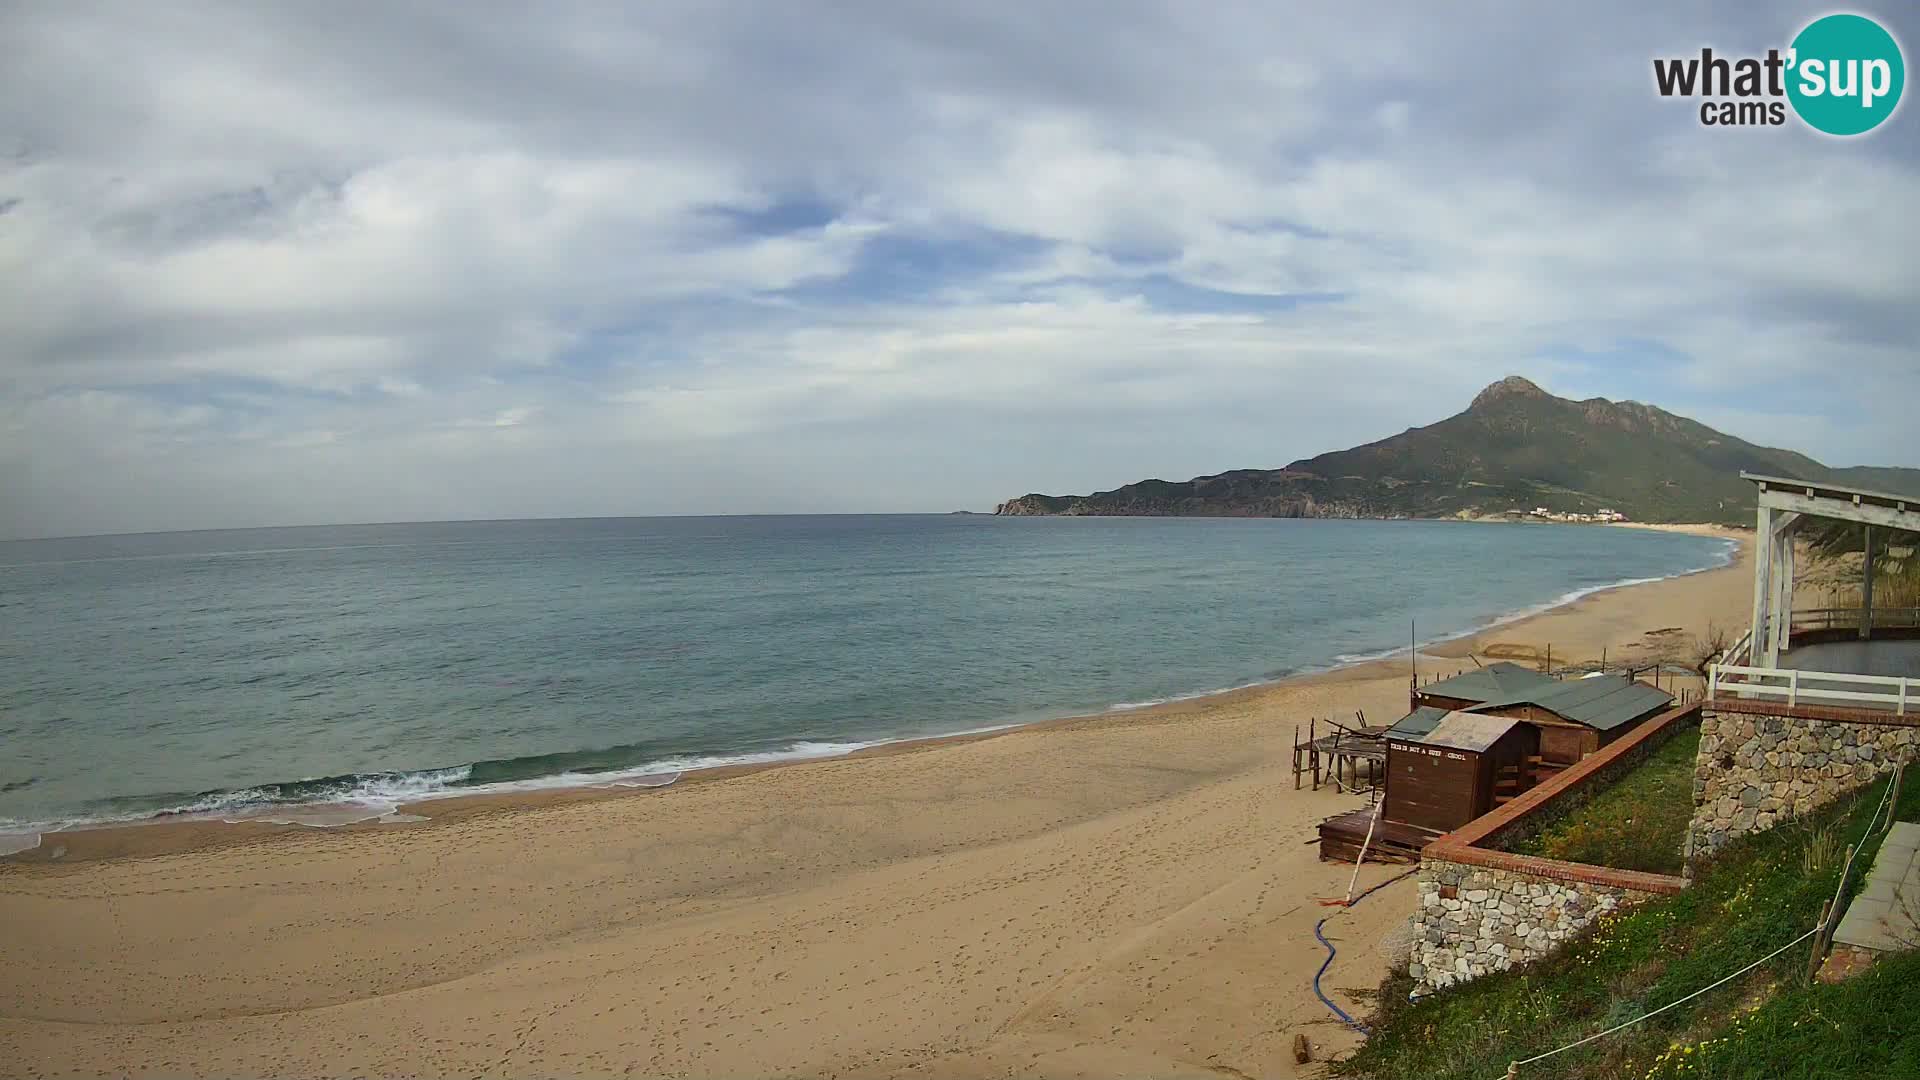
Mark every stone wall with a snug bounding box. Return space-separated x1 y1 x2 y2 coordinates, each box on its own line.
1687 711 1919 861
1405 704 1698 992
1411 860 1658 990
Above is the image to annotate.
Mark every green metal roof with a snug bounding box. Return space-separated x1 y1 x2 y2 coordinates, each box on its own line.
1386 705 1452 740
1416 661 1557 704
1471 673 1675 732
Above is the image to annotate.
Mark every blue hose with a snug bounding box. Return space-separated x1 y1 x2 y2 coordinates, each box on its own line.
1312 868 1419 1035
1313 916 1369 1033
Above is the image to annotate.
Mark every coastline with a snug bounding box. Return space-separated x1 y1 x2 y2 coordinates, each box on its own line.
1 523 1742 865
0 524 1756 1079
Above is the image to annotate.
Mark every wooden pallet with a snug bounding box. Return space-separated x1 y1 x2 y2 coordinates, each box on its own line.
1317 806 1438 864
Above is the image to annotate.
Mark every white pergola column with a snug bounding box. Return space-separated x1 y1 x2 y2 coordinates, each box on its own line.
1750 501 1773 668
1768 520 1799 666
1742 472 1920 671
1861 525 1876 641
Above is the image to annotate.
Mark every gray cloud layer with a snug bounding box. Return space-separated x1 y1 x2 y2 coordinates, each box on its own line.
2 2 1915 538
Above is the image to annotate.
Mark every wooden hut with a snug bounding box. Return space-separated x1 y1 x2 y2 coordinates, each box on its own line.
1316 672 1673 864
1469 673 1672 767
1412 661 1556 712
1316 708 1538 863
1381 711 1539 834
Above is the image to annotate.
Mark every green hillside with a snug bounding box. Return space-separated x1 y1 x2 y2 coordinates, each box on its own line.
995 377 1920 524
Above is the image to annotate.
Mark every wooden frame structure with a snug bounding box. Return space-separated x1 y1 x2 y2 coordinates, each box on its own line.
1745 472 1916 668
1291 713 1385 792
1715 474 1920 718
1382 712 1539 834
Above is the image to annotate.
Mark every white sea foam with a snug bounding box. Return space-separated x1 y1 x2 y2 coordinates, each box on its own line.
218 804 414 828
1327 538 1739 668
9 536 1739 840
0 740 898 839
0 831 42 857
1117 536 1740 704
1109 679 1278 711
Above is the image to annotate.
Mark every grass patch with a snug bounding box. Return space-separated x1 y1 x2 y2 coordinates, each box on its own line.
1507 729 1701 875
1335 770 1919 1080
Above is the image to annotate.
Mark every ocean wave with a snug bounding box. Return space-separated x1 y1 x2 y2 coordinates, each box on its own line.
0 739 898 841
1 537 1739 847
1114 536 1740 706
1108 678 1285 711
0 831 41 857
1328 537 1738 667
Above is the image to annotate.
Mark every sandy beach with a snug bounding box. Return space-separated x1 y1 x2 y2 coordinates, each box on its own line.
1 524 1754 1079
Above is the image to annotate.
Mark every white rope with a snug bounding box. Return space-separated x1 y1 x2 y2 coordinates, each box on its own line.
1833 776 1898 903
1495 772 1904 1076
1495 925 1819 1075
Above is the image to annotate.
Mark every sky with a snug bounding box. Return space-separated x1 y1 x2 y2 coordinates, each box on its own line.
2 2 1916 539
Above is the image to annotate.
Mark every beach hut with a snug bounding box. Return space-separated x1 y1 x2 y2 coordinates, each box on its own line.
1468 673 1673 766
1411 661 1556 713
1380 711 1539 834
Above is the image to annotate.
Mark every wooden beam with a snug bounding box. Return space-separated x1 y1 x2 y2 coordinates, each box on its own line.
1770 525 1796 664
1768 528 1785 665
1758 488 1920 531
1751 502 1774 669
1863 525 1876 642
1774 534 1789 653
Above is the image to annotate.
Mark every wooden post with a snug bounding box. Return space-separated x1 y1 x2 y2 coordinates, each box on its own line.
1409 618 1417 711
1889 764 1905 833
1293 724 1302 790
1346 799 1385 902
1310 718 1321 790
1780 532 1797 655
1752 499 1774 666
1862 526 1876 641
1808 900 1832 982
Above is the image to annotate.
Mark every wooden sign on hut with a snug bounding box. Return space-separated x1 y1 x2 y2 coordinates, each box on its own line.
1381 710 1538 834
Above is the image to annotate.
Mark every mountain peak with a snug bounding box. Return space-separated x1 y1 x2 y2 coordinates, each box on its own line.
1470 375 1552 409
993 376 1920 523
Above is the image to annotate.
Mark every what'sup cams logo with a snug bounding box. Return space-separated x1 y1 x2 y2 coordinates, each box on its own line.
1654 12 1905 135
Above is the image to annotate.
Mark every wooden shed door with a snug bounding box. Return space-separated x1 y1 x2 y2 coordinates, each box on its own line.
1385 746 1481 832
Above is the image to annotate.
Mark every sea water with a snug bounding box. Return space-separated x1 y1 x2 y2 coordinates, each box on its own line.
0 516 1731 847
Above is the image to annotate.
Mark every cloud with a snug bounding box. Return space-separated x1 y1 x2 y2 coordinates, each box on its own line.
0 1 1916 538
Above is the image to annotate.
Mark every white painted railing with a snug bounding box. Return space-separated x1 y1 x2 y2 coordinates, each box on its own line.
1791 606 1920 633
1722 627 1755 668
1709 664 1914 715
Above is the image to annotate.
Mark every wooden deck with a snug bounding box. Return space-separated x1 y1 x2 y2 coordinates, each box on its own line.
1292 715 1388 793
1316 806 1440 864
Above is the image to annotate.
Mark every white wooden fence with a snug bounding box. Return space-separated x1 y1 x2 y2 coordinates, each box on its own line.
1708 606 1919 716
1709 665 1915 715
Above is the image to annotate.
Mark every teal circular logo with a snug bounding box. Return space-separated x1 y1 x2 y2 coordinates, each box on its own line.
1787 14 1905 135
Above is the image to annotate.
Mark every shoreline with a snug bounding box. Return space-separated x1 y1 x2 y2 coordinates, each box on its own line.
1 523 1744 867
0 523 1760 1078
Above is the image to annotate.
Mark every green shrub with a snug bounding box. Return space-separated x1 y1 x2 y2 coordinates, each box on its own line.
1508 730 1700 875
1337 772 1918 1080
